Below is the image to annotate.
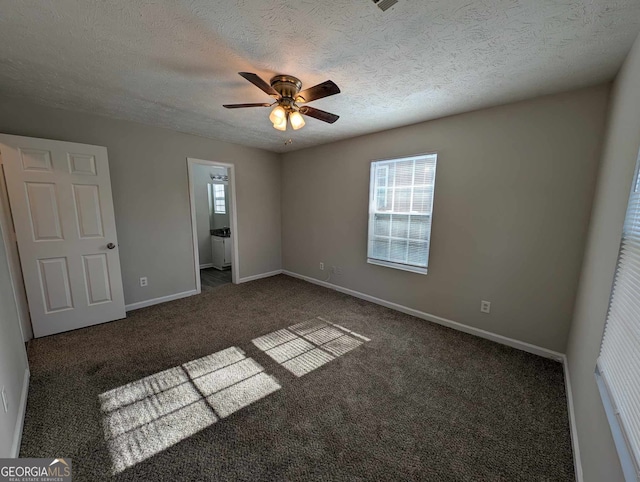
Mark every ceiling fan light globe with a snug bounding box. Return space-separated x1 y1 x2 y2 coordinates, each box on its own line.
290 111 306 130
269 105 286 124
273 118 287 131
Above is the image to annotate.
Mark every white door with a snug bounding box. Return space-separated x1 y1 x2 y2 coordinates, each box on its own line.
0 134 125 337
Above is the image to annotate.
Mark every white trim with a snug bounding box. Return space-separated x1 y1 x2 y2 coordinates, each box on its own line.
562 355 584 482
237 270 283 284
282 270 564 361
125 290 198 312
199 263 214 270
595 363 638 482
0 164 32 341
367 258 428 275
187 158 240 293
11 367 29 458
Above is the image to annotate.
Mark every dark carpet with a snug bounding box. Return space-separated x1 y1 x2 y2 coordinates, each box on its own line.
20 275 574 481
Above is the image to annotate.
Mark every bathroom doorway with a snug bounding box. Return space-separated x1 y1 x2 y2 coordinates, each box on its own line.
187 158 239 292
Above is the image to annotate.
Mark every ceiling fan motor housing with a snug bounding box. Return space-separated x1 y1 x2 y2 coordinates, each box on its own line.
270 75 302 100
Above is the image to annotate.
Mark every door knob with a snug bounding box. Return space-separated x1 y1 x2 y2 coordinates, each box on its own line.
107 243 116 250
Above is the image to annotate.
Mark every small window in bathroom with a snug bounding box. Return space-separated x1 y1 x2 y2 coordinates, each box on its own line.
213 184 226 214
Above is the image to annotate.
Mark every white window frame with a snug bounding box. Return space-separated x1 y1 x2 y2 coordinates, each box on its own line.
366 153 437 275
596 149 640 482
213 184 226 214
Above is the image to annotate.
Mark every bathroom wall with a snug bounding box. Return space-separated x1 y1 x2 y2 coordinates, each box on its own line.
192 163 225 267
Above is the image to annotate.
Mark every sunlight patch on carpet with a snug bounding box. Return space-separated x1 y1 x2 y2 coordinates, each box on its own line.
100 347 280 474
252 317 369 377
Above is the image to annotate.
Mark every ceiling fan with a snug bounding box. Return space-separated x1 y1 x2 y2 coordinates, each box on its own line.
223 72 341 131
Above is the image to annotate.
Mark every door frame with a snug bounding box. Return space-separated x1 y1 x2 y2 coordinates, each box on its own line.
187 158 239 292
0 164 32 341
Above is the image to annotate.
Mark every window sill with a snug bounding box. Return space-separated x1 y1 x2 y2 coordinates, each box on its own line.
595 364 640 481
367 258 428 275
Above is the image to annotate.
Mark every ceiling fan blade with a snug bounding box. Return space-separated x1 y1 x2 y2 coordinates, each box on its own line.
299 106 339 124
223 103 272 108
238 72 280 98
295 80 340 103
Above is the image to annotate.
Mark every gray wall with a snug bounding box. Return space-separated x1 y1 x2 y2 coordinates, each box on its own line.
0 97 282 306
281 85 610 353
566 34 640 481
0 219 29 456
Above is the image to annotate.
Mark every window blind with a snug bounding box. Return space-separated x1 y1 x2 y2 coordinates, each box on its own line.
367 154 437 274
598 154 640 477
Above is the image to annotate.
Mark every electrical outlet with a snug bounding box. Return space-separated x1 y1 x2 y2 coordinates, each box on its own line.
319 262 324 270
140 277 148 287
480 300 491 314
1 386 8 413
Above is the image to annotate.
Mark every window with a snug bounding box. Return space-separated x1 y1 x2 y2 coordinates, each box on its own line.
597 152 640 479
213 184 226 214
367 153 437 274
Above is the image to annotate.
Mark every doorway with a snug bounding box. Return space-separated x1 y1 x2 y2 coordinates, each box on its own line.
187 158 239 292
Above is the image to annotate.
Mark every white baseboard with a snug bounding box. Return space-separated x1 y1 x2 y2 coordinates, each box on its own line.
124 269 284 310
11 367 29 458
199 263 214 269
237 270 283 284
562 356 583 482
282 270 564 361
125 290 198 311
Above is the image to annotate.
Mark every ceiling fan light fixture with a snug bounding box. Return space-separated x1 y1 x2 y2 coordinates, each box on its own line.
224 73 340 133
273 115 287 131
269 105 286 124
289 111 306 130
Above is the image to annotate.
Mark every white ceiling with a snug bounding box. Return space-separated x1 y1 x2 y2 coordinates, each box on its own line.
0 1 639 153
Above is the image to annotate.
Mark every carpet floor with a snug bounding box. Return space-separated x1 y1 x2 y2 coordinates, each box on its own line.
20 274 574 481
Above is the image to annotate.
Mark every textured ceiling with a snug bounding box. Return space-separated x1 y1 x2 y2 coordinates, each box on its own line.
0 1 639 153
